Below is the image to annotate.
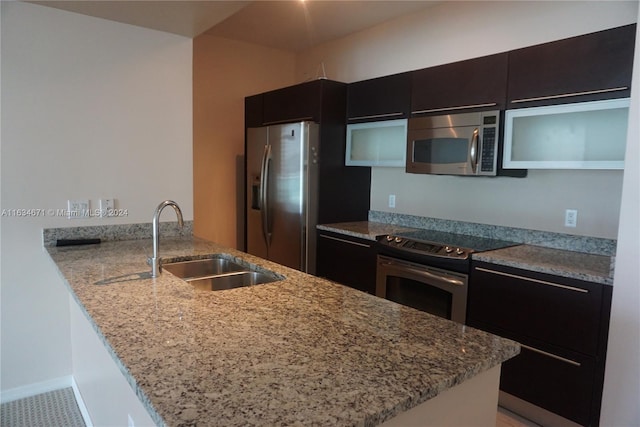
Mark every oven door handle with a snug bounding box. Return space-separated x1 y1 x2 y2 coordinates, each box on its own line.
380 261 465 287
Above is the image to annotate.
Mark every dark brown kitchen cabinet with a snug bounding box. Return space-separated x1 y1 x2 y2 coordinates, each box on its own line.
468 261 612 427
347 72 411 122
316 231 377 295
410 53 509 116
261 79 345 125
244 94 263 128
507 24 636 108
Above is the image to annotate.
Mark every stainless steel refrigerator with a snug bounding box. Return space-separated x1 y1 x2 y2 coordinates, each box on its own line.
246 121 320 274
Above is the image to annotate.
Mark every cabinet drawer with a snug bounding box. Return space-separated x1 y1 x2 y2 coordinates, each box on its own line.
501 345 596 426
316 232 376 295
468 263 603 355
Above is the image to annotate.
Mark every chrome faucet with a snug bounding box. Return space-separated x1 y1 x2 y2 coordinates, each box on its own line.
148 200 184 278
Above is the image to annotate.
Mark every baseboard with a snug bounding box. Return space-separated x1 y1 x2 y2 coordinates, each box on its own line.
71 376 93 427
499 391 583 427
0 376 73 403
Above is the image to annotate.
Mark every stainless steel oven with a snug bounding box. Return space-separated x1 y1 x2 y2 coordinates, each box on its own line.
376 230 517 324
376 255 468 323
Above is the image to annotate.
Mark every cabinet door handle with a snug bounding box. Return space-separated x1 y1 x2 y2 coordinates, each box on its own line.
510 86 628 104
475 267 589 294
520 344 582 367
348 112 404 121
319 234 371 248
412 102 497 115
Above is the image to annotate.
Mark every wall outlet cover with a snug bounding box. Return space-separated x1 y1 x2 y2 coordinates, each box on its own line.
99 198 115 217
565 209 578 227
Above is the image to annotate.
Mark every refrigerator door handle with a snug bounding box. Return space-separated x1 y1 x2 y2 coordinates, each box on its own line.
260 144 272 248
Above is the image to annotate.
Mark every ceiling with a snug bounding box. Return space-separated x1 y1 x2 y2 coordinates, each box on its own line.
28 0 440 51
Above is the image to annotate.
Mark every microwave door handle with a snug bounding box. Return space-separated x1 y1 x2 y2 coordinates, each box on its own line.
470 128 479 173
260 144 272 248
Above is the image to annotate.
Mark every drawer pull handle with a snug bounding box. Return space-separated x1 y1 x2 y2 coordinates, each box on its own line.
520 344 582 367
475 267 589 294
319 234 371 248
510 87 628 104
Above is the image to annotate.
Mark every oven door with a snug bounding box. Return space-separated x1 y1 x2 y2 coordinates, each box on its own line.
376 255 468 324
406 125 478 175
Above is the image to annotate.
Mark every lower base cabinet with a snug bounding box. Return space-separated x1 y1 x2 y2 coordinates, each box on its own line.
316 231 377 295
468 261 612 427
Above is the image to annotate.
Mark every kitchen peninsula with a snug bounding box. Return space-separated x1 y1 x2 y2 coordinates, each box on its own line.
45 229 519 427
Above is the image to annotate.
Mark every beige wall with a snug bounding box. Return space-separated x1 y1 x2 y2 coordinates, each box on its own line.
296 0 638 239
193 35 295 248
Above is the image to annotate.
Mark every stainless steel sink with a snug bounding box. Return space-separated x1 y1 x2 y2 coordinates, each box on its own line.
189 271 278 291
163 258 246 280
162 257 281 291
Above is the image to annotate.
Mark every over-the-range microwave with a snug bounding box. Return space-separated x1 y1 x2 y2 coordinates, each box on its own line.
406 110 525 177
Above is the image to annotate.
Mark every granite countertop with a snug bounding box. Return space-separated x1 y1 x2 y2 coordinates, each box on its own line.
47 236 519 427
472 244 614 285
316 221 418 241
318 221 614 285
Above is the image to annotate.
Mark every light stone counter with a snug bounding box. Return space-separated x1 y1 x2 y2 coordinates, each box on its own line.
319 218 615 285
316 221 418 241
46 236 519 427
472 244 614 285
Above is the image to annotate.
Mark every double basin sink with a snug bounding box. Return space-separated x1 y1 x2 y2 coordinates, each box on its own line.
163 256 281 291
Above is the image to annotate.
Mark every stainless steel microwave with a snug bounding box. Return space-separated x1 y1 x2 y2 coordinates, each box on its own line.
406 110 500 176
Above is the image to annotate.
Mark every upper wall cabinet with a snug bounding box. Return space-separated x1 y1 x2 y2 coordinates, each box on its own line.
260 79 346 125
410 53 509 116
507 24 637 108
245 94 264 128
347 72 411 123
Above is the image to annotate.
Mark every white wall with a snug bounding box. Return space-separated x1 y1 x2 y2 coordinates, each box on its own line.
296 0 638 239
69 295 157 426
1 2 193 391
601 11 640 426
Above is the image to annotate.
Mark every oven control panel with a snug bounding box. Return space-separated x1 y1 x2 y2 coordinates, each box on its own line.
379 234 472 260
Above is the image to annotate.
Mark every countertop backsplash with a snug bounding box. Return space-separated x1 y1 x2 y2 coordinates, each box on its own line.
42 221 193 247
369 211 617 257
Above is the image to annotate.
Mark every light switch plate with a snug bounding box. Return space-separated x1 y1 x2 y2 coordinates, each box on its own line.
67 199 90 219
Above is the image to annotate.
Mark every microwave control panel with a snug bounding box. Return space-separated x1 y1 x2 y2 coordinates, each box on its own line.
480 127 497 173
478 112 498 175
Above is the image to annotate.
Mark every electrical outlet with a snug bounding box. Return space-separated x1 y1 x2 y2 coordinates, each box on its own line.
388 194 396 208
67 199 90 219
565 209 578 227
99 198 115 217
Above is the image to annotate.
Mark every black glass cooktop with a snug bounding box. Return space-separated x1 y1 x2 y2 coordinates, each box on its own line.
394 229 517 253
